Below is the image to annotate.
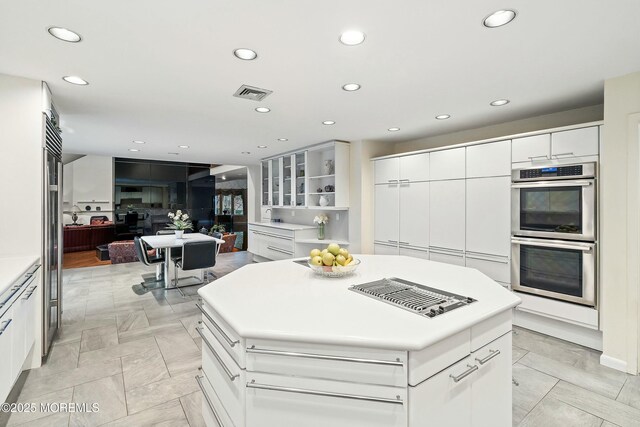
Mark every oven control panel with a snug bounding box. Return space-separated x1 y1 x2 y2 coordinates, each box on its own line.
514 162 595 181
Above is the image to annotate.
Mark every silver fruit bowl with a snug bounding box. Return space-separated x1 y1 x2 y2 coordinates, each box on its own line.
307 258 361 278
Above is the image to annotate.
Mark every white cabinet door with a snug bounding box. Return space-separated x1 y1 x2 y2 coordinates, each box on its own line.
430 180 465 251
23 282 38 356
471 333 512 427
551 126 599 158
429 250 465 266
465 177 510 257
11 295 26 380
374 242 399 255
466 141 511 178
399 246 429 260
511 134 550 163
374 184 399 245
399 181 429 249
399 153 429 182
0 309 14 402
374 158 399 184
430 148 466 180
408 355 473 427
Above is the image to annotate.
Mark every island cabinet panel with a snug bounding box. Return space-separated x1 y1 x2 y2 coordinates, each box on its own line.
245 340 407 388
471 333 512 427
198 369 237 427
198 300 245 368
408 355 473 427
0 308 14 402
408 329 470 386
470 309 512 352
246 371 407 427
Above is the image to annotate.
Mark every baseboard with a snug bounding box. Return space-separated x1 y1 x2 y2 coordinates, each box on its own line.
600 354 628 373
514 309 603 350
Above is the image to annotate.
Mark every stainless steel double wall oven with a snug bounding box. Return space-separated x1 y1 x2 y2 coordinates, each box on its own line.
511 163 597 306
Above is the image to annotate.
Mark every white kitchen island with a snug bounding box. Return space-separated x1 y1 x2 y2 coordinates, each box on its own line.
197 255 521 427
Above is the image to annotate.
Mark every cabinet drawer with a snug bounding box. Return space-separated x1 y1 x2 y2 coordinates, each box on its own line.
197 300 245 368
199 325 244 427
408 328 470 386
246 371 407 427
246 340 407 387
399 246 429 260
261 234 294 254
465 255 510 283
196 370 237 427
374 242 399 256
429 250 465 266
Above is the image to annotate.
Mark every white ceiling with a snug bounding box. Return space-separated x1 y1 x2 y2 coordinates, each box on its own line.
1 0 639 165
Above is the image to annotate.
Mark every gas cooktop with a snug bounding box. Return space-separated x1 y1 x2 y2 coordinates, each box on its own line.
349 277 476 318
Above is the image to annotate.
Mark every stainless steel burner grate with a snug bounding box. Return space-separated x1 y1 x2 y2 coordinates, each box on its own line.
349 278 476 318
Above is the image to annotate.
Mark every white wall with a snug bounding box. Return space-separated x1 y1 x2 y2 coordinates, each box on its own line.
0 74 43 257
600 71 640 374
394 104 604 154
63 155 114 223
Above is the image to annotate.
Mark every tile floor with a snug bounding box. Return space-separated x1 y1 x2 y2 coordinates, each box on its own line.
5 251 640 426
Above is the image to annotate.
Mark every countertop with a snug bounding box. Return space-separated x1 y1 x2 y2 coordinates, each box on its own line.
198 255 521 351
0 255 40 297
249 221 316 231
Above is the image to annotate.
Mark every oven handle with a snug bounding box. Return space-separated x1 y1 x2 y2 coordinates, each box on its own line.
511 180 593 189
511 237 594 252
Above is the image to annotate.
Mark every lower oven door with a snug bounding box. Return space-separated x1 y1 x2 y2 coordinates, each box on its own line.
511 237 596 306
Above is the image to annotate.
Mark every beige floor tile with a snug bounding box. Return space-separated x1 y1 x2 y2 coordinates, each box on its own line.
116 310 150 332
155 329 200 362
180 391 206 427
180 314 201 339
80 325 119 353
512 345 528 364
513 327 585 366
78 337 156 365
117 320 184 344
69 374 127 427
122 346 170 390
512 363 559 411
103 399 189 427
27 341 80 379
125 370 200 414
617 375 640 410
7 387 74 426
512 404 529 427
519 395 603 427
8 412 70 427
165 350 202 377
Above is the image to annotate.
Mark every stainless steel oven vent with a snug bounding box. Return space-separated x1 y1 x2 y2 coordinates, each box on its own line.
349 278 475 318
233 85 273 101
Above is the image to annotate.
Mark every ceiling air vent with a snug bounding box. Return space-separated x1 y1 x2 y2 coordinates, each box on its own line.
233 85 273 102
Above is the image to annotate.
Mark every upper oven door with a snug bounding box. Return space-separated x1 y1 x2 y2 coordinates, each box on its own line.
511 179 596 241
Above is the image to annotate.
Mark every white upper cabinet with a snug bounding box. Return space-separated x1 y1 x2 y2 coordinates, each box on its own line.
466 141 511 178
374 183 399 244
374 158 399 184
399 153 429 182
551 126 599 158
511 134 550 163
430 148 465 180
399 181 429 248
429 179 465 251
465 176 511 257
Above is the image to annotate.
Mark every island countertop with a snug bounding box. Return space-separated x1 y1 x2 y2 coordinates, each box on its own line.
0 255 40 297
198 255 521 351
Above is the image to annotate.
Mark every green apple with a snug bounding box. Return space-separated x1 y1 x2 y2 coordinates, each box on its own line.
335 254 347 266
310 248 321 258
310 256 323 266
321 249 329 256
327 243 341 256
322 252 335 266
338 248 349 259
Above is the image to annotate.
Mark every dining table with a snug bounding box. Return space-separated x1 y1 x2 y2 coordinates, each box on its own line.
141 233 225 288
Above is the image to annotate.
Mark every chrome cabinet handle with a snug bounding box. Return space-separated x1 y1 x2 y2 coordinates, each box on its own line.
246 346 403 367
246 381 404 405
527 155 550 160
399 179 410 183
195 374 225 427
450 364 478 383
266 246 294 255
0 318 13 335
397 241 410 245
551 152 574 158
196 326 239 382
387 179 399 183
430 247 464 256
475 349 501 365
387 240 398 244
465 252 509 264
195 303 239 347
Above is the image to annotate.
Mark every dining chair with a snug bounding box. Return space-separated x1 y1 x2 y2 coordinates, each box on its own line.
133 236 166 289
172 240 217 297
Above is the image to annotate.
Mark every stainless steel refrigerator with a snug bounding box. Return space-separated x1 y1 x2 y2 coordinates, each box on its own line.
42 113 63 357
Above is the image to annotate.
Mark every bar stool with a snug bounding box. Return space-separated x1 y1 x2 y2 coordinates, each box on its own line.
172 240 217 297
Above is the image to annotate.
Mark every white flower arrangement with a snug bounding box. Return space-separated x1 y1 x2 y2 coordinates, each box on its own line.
313 214 329 225
167 210 193 230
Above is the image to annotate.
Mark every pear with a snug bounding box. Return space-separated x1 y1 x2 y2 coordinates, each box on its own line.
327 243 341 256
321 249 329 256
322 252 335 266
310 256 323 266
310 248 321 258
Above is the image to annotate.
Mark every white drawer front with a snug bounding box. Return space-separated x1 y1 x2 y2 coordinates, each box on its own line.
408 328 470 386
197 371 237 427
429 250 465 266
198 300 245 368
200 325 244 427
246 340 407 387
470 309 512 352
246 372 407 427
465 255 510 283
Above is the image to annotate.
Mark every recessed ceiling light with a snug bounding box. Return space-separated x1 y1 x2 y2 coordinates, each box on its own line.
178 145 189 149
257 145 268 149
323 120 336 125
490 99 510 106
339 30 366 46
128 148 140 152
132 140 146 144
342 83 361 91
483 10 517 28
233 48 258 60
277 138 288 141
255 107 270 113
62 76 88 85
222 175 227 180
47 26 82 43
388 127 400 132
241 151 251 155
435 114 451 120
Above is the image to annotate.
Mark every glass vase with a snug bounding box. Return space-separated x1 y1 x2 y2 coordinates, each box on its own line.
317 223 325 240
